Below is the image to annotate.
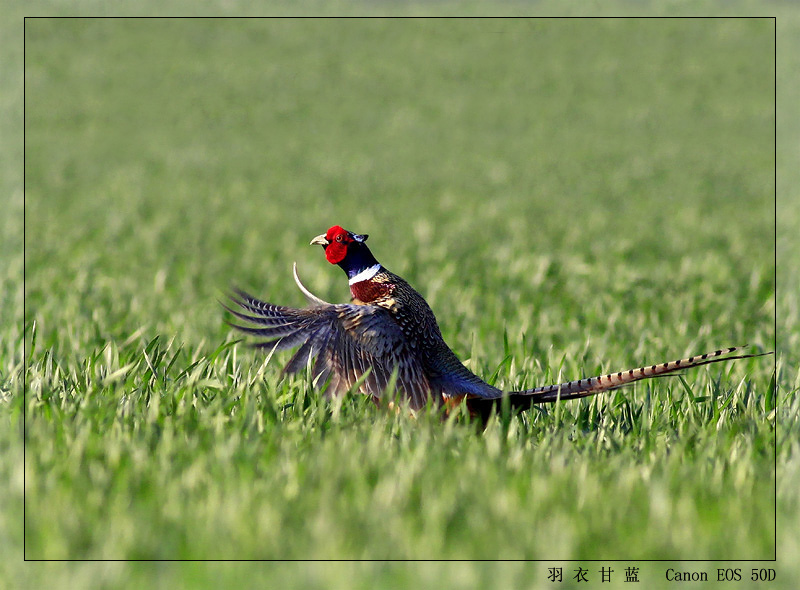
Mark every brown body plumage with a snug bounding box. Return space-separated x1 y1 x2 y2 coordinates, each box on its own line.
225 225 769 420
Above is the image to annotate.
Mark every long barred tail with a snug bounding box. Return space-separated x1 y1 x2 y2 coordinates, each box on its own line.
513 346 771 402
467 346 772 418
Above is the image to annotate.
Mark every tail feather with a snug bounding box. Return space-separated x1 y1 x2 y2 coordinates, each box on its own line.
467 346 772 418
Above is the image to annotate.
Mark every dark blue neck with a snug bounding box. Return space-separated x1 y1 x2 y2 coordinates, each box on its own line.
339 243 380 280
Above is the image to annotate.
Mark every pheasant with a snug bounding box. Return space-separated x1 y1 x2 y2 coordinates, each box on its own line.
225 225 769 421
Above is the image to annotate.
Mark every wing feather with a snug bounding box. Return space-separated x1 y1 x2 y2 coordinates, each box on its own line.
282 329 324 375
225 289 432 408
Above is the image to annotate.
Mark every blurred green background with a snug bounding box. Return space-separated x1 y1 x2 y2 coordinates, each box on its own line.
23 17 774 354
4 5 796 590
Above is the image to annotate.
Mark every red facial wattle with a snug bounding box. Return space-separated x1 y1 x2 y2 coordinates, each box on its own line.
324 225 351 265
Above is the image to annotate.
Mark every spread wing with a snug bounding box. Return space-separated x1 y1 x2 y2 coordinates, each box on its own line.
223 288 433 409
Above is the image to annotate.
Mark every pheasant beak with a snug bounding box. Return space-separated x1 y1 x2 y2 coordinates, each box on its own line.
310 233 330 247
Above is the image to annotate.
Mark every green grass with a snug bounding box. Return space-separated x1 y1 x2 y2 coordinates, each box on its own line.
6 10 795 586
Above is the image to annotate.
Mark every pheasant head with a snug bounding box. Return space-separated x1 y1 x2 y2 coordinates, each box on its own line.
310 225 380 282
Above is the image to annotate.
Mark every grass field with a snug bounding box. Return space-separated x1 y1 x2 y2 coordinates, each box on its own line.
6 10 797 589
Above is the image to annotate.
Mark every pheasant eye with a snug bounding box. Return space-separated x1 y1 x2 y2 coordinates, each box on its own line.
336 235 344 243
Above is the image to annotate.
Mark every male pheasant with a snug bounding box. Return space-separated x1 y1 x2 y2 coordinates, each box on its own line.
225 225 768 420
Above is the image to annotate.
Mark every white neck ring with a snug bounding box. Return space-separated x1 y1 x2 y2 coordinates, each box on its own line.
349 264 381 285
